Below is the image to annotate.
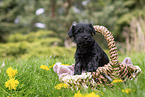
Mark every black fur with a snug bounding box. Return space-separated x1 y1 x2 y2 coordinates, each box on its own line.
68 23 109 75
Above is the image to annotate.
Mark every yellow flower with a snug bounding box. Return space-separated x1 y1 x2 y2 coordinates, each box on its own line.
84 92 100 97
40 65 49 71
74 91 83 97
55 83 69 90
5 78 19 90
122 89 131 94
74 91 100 97
6 67 18 78
111 79 123 84
48 64 55 69
62 64 69 66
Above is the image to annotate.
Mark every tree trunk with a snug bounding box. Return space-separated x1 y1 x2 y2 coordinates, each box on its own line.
65 0 73 15
51 0 56 18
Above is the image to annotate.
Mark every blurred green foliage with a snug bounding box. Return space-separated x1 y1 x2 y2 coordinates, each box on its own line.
0 30 75 58
0 0 145 57
0 0 145 42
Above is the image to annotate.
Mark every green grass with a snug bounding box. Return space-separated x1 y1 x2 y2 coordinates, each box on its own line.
0 53 145 97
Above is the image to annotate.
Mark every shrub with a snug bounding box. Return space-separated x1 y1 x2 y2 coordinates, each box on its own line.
8 33 26 42
7 30 58 43
0 30 76 58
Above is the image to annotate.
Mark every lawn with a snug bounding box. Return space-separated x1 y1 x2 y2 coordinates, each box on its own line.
0 53 145 97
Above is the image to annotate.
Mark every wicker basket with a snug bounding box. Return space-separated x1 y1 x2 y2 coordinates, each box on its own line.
60 25 141 89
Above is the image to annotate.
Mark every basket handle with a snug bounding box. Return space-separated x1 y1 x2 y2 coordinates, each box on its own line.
93 25 120 68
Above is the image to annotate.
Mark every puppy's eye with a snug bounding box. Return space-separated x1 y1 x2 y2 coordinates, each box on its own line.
74 31 79 35
78 29 82 32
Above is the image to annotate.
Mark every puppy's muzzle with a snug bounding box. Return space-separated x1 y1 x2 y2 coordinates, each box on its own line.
84 36 88 40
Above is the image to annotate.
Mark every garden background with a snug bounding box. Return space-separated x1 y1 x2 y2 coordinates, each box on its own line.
0 0 145 97
0 0 145 58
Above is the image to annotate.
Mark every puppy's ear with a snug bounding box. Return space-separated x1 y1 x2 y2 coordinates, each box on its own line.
67 25 75 38
89 23 96 36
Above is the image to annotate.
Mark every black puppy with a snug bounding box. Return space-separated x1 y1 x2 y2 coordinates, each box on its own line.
68 23 109 75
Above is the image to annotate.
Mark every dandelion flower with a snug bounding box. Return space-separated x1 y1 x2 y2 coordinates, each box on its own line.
48 64 55 69
84 92 100 97
5 78 19 90
74 91 99 97
40 65 49 71
122 88 131 94
55 83 69 90
111 79 123 84
6 67 18 78
62 64 69 66
74 91 83 97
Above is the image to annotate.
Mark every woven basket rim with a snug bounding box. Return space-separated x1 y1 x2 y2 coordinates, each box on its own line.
93 25 119 68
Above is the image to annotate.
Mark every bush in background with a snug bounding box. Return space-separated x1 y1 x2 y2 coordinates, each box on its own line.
0 30 75 58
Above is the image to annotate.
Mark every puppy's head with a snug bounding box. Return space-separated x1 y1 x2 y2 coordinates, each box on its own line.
68 23 96 47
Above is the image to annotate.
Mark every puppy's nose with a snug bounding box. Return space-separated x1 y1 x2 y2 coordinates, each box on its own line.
84 36 88 40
